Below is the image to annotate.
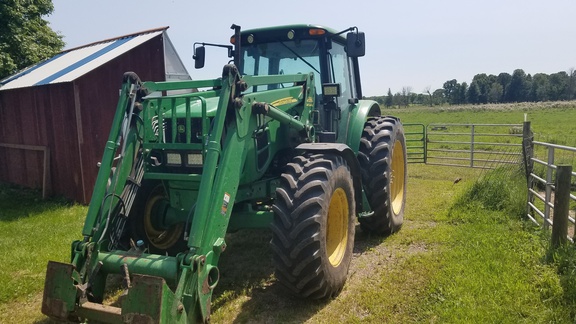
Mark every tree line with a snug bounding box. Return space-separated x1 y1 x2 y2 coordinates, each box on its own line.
370 68 576 107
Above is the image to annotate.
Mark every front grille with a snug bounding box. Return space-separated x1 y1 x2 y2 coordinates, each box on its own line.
164 118 204 144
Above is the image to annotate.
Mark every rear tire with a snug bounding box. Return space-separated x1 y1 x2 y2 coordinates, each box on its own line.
271 153 355 299
358 116 407 235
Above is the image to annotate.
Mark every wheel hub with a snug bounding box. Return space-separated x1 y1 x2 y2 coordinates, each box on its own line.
390 139 406 215
143 193 184 250
326 187 349 267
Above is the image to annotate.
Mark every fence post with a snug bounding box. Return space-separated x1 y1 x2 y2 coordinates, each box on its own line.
522 121 532 181
423 124 428 164
522 121 533 220
551 165 572 248
544 147 555 229
470 124 475 167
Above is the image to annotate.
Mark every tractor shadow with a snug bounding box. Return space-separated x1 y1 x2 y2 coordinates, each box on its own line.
212 224 390 322
352 224 394 255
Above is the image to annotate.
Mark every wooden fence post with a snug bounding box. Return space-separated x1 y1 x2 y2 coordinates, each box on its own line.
522 121 533 182
551 165 572 248
522 121 533 220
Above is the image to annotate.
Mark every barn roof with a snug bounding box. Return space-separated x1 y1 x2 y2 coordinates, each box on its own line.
0 27 175 91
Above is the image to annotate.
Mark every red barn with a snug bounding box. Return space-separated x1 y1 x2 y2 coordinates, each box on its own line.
0 27 190 203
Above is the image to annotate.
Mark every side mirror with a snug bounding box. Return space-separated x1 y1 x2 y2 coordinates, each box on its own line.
346 32 365 57
194 46 205 69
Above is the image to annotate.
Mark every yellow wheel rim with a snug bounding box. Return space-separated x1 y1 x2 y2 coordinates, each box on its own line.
326 188 349 267
143 192 183 250
390 140 406 215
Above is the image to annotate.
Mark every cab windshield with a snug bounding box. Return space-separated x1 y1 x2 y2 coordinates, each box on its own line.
241 39 322 91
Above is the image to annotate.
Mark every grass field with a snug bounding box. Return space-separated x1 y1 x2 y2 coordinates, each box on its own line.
1 102 575 323
0 183 86 323
390 101 576 145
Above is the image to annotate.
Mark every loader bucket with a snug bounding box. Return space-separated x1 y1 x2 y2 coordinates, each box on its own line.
42 261 188 323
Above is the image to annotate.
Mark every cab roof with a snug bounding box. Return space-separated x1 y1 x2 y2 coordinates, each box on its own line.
239 24 345 44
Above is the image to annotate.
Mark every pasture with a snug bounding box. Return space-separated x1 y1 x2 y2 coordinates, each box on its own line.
1 102 575 323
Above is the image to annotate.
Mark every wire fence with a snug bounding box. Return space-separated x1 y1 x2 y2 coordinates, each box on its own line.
424 123 524 169
403 120 576 245
525 139 576 244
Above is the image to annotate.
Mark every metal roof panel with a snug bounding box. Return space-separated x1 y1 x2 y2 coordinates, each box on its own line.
49 31 163 83
0 29 165 91
1 42 110 90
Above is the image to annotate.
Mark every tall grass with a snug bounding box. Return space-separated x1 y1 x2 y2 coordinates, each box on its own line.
417 166 572 322
453 166 527 217
550 245 576 320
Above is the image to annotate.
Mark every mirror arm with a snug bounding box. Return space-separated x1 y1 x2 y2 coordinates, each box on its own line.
195 42 233 54
333 26 357 37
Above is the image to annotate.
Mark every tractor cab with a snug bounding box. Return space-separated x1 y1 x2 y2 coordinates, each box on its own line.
194 24 366 143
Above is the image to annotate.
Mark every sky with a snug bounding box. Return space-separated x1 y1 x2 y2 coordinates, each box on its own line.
47 0 576 97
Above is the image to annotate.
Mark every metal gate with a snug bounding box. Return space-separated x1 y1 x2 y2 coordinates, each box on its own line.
404 123 526 168
403 123 426 163
526 141 576 240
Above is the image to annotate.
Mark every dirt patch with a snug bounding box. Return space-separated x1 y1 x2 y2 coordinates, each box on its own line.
350 230 431 281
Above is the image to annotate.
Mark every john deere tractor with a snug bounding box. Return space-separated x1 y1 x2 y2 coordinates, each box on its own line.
42 24 407 323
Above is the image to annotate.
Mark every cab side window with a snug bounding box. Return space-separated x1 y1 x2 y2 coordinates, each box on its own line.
328 42 355 103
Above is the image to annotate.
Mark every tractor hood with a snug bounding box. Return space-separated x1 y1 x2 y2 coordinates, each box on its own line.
144 93 220 119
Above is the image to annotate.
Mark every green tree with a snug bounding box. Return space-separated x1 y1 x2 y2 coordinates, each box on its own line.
401 86 412 107
506 69 528 102
458 82 468 104
568 68 576 100
393 92 402 107
525 73 533 101
432 88 445 105
409 92 418 105
414 93 425 105
0 0 64 80
497 72 512 102
530 73 549 102
548 71 569 100
470 73 490 104
385 88 393 108
443 79 459 104
424 86 433 106
467 81 480 104
487 82 503 103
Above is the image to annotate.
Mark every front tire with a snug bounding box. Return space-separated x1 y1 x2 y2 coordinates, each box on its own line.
129 181 187 255
271 153 356 299
358 116 407 235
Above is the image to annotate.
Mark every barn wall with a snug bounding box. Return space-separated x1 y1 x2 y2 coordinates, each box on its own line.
0 83 83 200
75 34 166 203
0 34 166 203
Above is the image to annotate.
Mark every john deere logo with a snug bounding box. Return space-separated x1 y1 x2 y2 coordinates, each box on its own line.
177 125 186 133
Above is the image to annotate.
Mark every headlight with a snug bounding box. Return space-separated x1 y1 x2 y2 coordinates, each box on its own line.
166 152 182 166
187 153 203 166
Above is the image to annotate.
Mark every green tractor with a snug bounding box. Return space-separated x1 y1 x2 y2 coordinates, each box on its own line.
42 24 407 323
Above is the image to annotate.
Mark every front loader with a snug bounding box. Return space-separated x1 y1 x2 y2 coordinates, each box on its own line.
42 24 407 323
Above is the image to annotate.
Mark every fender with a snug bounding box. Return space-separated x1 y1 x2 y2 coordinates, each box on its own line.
343 99 381 153
295 143 364 213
